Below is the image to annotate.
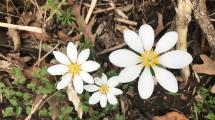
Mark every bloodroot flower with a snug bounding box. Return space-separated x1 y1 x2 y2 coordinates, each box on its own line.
109 24 193 99
48 42 100 94
84 74 123 108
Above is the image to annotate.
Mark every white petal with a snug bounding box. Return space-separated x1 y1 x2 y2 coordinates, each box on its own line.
109 88 123 95
53 51 71 65
138 67 154 99
139 24 154 50
79 71 94 84
123 30 144 53
84 85 99 92
154 31 178 54
48 64 68 75
107 76 119 87
89 91 102 104
77 49 90 64
73 75 84 94
118 65 142 83
57 73 72 90
107 93 117 105
101 73 108 84
109 49 141 67
95 77 107 86
153 66 178 93
158 50 193 69
100 94 107 108
81 61 100 72
67 42 78 63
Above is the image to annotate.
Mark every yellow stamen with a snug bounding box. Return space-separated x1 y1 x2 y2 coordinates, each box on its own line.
68 63 80 76
140 50 159 67
99 84 109 94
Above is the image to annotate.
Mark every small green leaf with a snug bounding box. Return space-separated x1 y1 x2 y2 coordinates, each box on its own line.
26 106 32 115
9 98 18 106
15 106 22 117
3 107 14 117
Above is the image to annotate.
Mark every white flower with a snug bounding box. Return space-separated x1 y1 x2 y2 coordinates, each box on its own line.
109 24 193 99
47 42 100 94
84 74 123 108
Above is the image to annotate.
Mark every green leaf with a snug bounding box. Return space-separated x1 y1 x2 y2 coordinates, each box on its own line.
106 70 118 78
3 107 14 117
11 67 26 84
26 106 32 115
115 114 125 120
9 98 18 106
0 82 5 88
12 67 21 78
15 106 22 117
39 108 48 117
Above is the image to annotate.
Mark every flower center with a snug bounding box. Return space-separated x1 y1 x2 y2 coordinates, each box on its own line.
99 84 109 94
68 63 80 76
140 50 159 67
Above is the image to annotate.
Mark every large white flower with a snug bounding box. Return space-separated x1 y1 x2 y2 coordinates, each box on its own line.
109 24 193 99
48 42 100 94
84 74 123 108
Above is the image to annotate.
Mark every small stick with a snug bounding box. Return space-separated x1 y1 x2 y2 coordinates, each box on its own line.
24 95 47 120
93 7 114 14
96 43 126 55
33 43 60 66
37 40 42 67
85 0 97 24
114 18 137 26
0 22 43 33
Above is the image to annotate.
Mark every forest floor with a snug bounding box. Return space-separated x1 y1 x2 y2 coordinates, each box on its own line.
0 0 215 120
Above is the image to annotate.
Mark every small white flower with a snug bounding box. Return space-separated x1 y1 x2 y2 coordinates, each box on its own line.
48 42 100 94
109 24 193 99
84 74 123 108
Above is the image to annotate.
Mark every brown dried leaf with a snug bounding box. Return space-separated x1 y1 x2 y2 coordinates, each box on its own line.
192 54 215 75
72 2 96 44
7 17 21 51
211 84 215 93
152 112 188 120
67 83 83 119
0 60 11 71
30 21 51 41
58 31 71 41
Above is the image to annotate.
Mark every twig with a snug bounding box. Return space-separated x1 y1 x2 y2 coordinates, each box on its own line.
175 0 192 82
0 22 44 33
24 95 47 120
192 0 215 47
114 18 137 26
93 7 114 14
33 43 60 66
37 40 42 67
85 0 97 24
96 43 126 55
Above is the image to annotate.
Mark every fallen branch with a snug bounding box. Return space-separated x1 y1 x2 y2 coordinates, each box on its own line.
175 0 192 82
192 0 215 47
0 22 44 33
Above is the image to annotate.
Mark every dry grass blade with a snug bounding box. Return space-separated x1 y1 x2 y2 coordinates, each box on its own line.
67 83 83 119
